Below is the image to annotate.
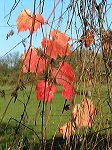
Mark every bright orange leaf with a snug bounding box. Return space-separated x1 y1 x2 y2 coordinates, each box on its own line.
50 30 71 48
17 9 44 33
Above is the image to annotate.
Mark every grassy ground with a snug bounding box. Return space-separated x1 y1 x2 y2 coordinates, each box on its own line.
0 84 112 149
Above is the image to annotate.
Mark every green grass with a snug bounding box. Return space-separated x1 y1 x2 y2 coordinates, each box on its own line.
0 85 71 148
0 84 112 149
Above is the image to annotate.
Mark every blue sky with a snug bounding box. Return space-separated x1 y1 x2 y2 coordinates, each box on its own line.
0 0 112 57
0 0 73 57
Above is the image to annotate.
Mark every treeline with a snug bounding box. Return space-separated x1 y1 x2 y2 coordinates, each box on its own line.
0 50 105 86
0 52 20 85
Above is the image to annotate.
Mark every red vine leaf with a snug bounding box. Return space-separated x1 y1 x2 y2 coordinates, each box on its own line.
41 30 71 59
22 48 48 76
50 30 71 48
17 9 44 33
62 83 76 101
42 38 58 60
52 62 75 85
52 62 76 100
22 48 38 73
35 56 48 77
35 80 56 102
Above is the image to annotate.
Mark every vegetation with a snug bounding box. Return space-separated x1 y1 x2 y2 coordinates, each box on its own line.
0 84 111 149
0 0 112 149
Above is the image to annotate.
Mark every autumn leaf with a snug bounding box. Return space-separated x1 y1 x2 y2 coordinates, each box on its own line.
72 104 83 128
59 99 96 138
17 9 44 33
17 9 32 32
62 83 76 100
52 62 76 100
41 30 71 59
72 99 96 128
81 99 96 127
81 30 94 47
22 48 38 73
52 62 75 85
35 56 48 77
50 30 71 48
42 38 58 60
22 48 48 76
35 80 56 102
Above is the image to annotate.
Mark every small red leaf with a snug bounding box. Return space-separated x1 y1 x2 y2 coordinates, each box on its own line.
22 48 38 73
62 83 76 100
52 62 75 85
35 80 56 102
22 48 48 76
52 62 75 100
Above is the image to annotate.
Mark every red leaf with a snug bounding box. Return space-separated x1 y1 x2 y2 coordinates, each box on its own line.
17 9 44 33
41 30 71 59
35 57 48 77
52 62 75 85
52 62 75 100
22 48 48 76
33 13 44 32
22 48 38 73
35 80 56 102
42 38 58 59
62 83 76 100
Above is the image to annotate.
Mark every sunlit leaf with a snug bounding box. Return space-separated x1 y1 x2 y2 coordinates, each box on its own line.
17 9 44 33
41 30 71 59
